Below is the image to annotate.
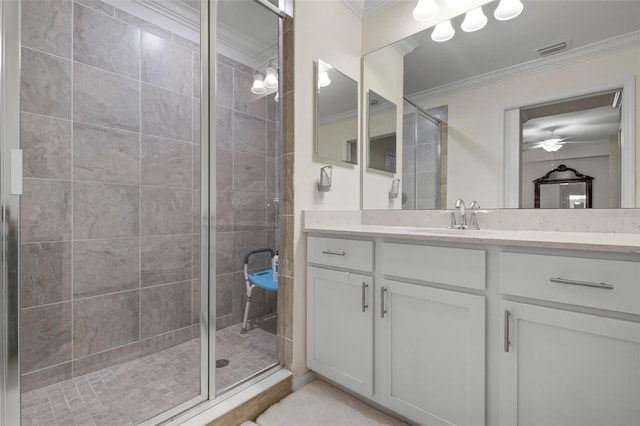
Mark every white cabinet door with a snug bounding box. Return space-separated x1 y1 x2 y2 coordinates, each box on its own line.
378 280 486 426
307 267 374 396
500 301 640 426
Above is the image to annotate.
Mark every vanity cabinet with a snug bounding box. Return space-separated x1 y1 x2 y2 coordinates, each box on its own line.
500 301 640 426
499 251 640 426
378 279 485 426
306 236 375 396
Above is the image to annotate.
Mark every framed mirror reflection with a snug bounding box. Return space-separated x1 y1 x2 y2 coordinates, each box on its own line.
316 59 359 165
361 0 639 210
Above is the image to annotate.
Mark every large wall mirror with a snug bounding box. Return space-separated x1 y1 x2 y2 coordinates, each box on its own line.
368 90 397 173
362 0 639 210
316 59 359 165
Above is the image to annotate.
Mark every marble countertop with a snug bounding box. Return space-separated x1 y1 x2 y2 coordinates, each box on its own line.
303 224 640 254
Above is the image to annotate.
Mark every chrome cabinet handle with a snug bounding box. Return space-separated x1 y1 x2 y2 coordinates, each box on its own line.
550 277 614 290
321 250 345 256
361 283 369 312
504 310 511 353
380 287 387 318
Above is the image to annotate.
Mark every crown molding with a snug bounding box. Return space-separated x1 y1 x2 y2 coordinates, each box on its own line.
393 36 419 56
132 0 199 30
408 31 640 104
341 0 366 18
217 22 278 69
319 109 359 126
363 0 396 17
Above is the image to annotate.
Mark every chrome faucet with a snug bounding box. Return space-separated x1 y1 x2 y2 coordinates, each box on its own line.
468 201 480 230
455 199 467 229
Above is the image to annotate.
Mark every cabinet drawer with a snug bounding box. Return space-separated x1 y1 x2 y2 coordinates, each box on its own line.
382 242 486 290
499 252 640 314
307 236 373 272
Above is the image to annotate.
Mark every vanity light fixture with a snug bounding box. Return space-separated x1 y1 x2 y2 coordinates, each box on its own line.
263 66 278 89
494 0 524 21
251 74 267 95
413 0 439 21
461 6 488 32
318 71 331 88
431 20 455 42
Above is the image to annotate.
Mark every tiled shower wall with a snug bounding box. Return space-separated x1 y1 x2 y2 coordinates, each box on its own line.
19 0 202 391
215 53 279 330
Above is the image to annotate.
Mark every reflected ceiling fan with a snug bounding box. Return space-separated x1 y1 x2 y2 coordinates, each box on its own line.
527 129 569 152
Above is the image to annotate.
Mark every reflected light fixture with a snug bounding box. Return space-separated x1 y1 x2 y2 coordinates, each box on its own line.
263 67 278 89
494 0 524 21
431 20 455 42
318 71 331 88
413 0 439 21
445 0 470 9
251 74 267 95
461 6 487 32
541 140 562 152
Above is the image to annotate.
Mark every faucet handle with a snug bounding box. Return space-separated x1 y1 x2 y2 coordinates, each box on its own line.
447 211 457 229
468 201 481 230
469 200 480 209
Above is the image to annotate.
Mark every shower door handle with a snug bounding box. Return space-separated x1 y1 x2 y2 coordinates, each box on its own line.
361 283 369 312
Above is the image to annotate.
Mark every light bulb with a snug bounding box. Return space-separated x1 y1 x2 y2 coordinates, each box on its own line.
431 20 455 42
318 71 331 88
412 0 438 21
274 91 279 103
445 0 470 9
461 7 487 32
251 74 267 95
494 0 524 21
541 141 562 152
264 67 278 89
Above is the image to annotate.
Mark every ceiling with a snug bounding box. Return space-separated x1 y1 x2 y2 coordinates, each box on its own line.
402 0 640 96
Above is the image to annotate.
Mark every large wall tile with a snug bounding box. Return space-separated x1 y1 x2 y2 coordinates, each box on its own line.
233 230 267 272
73 123 140 184
216 232 234 275
114 9 172 40
73 342 140 376
21 362 72 393
73 4 140 78
141 84 192 142
234 191 266 231
193 53 201 99
193 144 201 189
74 182 139 239
74 63 140 132
21 179 71 243
234 151 266 192
192 280 201 324
193 99 201 144
216 149 233 191
233 70 265 118
216 191 233 232
21 242 71 308
21 0 72 58
73 291 139 357
141 235 192 287
139 327 191 357
216 273 234 318
141 31 191 96
21 303 72 372
216 62 233 109
141 281 191 338
75 0 115 16
234 112 266 156
21 49 71 119
216 107 233 151
193 234 201 279
193 189 201 231
141 186 192 235
21 113 71 179
74 238 139 297
141 136 192 188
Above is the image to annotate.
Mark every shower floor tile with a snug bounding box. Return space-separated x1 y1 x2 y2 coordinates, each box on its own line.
21 323 278 426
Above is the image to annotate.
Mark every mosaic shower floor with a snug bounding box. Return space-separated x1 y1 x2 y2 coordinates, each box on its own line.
21 322 278 426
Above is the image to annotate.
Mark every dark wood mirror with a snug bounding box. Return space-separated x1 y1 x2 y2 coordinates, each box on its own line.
534 164 594 209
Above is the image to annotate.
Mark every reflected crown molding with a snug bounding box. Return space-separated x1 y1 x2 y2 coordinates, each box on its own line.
393 37 419 56
319 109 358 126
341 0 397 19
133 0 200 30
407 30 640 104
217 22 279 69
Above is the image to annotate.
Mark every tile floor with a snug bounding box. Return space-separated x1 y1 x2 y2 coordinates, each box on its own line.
21 322 278 426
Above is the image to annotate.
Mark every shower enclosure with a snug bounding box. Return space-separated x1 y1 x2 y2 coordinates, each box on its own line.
402 100 447 209
0 0 284 424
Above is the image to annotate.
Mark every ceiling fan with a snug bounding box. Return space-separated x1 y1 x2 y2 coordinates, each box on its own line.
527 129 569 152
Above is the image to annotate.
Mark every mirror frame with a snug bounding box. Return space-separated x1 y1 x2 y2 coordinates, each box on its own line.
534 164 594 209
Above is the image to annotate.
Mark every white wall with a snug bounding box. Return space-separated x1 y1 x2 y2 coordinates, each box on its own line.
416 46 640 208
292 0 362 377
362 45 404 209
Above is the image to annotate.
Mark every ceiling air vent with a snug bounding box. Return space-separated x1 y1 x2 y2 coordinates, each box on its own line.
537 39 571 57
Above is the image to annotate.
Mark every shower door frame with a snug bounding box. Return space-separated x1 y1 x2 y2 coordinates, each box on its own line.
0 0 214 424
